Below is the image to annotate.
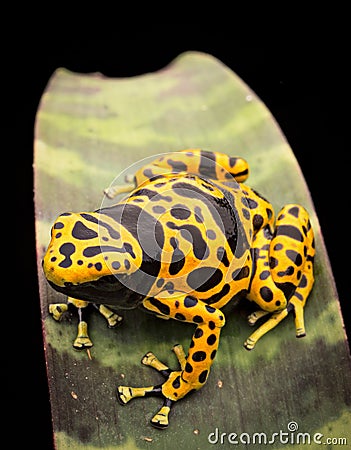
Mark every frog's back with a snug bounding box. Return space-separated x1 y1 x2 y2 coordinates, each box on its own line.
103 172 253 308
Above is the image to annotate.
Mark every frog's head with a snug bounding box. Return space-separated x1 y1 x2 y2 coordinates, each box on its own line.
43 203 165 307
42 208 148 307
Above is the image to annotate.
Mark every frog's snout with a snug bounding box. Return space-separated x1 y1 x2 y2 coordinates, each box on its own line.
42 212 78 288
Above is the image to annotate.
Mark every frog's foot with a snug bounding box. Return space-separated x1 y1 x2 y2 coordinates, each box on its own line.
289 298 306 338
73 321 93 349
117 385 173 429
116 345 186 429
93 304 123 328
103 180 135 199
244 265 313 350
244 298 308 350
244 308 289 350
49 303 69 321
247 310 270 326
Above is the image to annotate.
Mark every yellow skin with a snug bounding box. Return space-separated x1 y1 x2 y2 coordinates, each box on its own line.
43 149 315 428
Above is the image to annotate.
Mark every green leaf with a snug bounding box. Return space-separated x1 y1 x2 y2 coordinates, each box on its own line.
34 52 351 449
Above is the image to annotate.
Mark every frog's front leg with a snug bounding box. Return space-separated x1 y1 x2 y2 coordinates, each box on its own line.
49 298 93 349
93 303 123 329
117 295 225 429
103 176 135 199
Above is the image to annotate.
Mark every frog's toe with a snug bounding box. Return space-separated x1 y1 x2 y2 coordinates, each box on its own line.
150 401 173 429
49 303 69 321
247 313 258 326
73 336 93 350
296 329 306 338
107 313 123 328
93 304 123 328
141 351 174 377
141 351 156 365
247 310 270 326
73 321 93 349
243 337 256 351
116 386 133 405
116 351 179 429
116 384 173 428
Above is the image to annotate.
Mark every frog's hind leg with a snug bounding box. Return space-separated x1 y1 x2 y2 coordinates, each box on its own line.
270 204 315 337
244 265 314 350
244 204 315 350
117 346 186 429
244 308 290 350
287 251 315 338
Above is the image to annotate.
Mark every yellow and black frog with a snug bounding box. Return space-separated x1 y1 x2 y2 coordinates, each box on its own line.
43 149 315 429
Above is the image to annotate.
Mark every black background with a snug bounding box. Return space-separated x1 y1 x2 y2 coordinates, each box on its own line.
16 32 348 447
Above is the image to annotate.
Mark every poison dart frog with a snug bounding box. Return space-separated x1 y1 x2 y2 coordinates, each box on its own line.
42 149 315 429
